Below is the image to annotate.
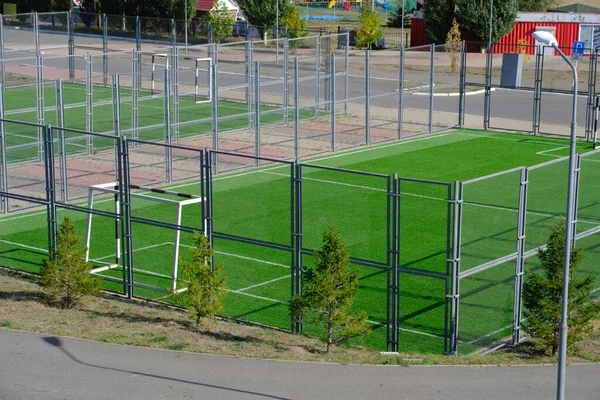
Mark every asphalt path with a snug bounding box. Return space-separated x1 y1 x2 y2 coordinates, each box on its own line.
1 329 599 400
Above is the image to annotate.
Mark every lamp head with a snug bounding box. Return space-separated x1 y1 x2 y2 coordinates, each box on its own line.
532 31 558 47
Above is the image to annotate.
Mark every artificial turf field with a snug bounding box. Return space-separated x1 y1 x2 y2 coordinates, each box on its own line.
1 81 300 164
1 128 599 354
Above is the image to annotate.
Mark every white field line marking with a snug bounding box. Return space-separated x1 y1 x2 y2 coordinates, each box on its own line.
236 274 290 292
226 289 289 305
582 158 600 163
91 241 172 262
464 323 513 345
536 145 570 156
0 239 47 253
180 244 291 269
456 132 569 147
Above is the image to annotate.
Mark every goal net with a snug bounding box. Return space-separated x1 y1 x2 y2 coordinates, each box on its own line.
84 181 207 294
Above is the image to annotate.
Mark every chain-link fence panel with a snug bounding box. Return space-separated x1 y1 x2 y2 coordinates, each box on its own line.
368 51 400 144
37 12 69 51
576 150 600 236
526 157 568 252
431 43 461 132
398 179 450 275
401 44 432 137
301 164 390 265
458 260 515 352
2 14 35 51
211 152 292 245
461 168 522 273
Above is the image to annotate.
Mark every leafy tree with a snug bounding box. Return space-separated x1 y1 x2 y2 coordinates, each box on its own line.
457 0 518 45
237 0 293 40
356 5 384 50
80 0 98 28
387 0 416 28
517 0 562 12
53 0 72 11
99 0 124 16
423 0 455 44
523 220 600 355
446 18 461 74
28 0 55 12
291 225 369 353
178 232 227 327
41 217 102 309
281 6 307 50
206 0 235 43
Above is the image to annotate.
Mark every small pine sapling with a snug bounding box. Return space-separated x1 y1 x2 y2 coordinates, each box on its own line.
41 217 102 309
523 220 600 355
179 232 227 327
291 225 369 353
446 18 461 74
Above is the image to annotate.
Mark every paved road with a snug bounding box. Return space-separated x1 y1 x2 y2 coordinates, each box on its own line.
1 329 599 400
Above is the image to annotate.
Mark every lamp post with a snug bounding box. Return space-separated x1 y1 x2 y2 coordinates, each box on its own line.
488 0 493 51
531 30 578 400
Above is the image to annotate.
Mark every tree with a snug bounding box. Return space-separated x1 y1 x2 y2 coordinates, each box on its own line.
423 0 455 45
446 18 461 74
517 0 562 12
206 0 235 43
523 220 600 355
41 217 102 309
291 225 369 353
99 0 124 16
178 232 227 327
28 0 55 12
457 0 518 46
281 5 307 49
356 5 384 50
53 0 72 11
80 0 98 28
387 0 416 28
237 0 293 40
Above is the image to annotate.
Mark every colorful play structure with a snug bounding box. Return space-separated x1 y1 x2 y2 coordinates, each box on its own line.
301 0 394 12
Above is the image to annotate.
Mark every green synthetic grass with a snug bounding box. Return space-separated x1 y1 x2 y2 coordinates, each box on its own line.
1 129 599 355
1 82 306 164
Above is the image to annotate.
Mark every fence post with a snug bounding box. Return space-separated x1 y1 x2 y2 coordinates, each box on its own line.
131 50 139 142
447 179 462 354
44 125 57 256
315 35 321 118
330 52 336 153
102 14 108 86
428 44 434 134
254 61 261 163
172 47 179 142
119 137 134 298
0 18 5 86
365 50 370 145
246 41 253 128
512 167 528 345
68 11 75 80
33 12 40 53
171 18 176 49
294 57 300 161
458 41 466 128
397 47 404 139
483 46 492 130
86 53 93 153
283 38 289 124
163 69 172 182
532 48 542 135
387 173 399 352
0 83 7 213
36 53 44 162
344 31 349 115
585 51 596 141
324 36 331 113
55 79 67 201
211 51 218 160
135 16 141 52
292 161 303 333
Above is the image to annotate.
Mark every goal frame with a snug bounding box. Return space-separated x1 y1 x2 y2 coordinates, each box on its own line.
84 181 206 293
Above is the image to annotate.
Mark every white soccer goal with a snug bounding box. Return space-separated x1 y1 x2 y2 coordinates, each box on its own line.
177 55 213 104
84 181 207 293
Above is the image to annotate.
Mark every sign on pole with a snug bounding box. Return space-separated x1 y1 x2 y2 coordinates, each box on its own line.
572 40 585 61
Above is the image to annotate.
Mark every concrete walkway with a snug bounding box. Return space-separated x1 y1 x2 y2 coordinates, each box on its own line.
1 329 599 400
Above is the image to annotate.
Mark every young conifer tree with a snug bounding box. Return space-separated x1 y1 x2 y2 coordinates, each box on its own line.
41 217 101 309
523 220 600 355
291 225 369 352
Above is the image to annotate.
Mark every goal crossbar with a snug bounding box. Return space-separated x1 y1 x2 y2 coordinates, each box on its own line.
84 181 206 293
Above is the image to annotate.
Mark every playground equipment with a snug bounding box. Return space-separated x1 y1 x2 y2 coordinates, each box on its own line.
327 0 353 9
375 0 393 10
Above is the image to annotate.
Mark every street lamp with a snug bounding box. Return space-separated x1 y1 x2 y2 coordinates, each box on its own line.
531 30 578 400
